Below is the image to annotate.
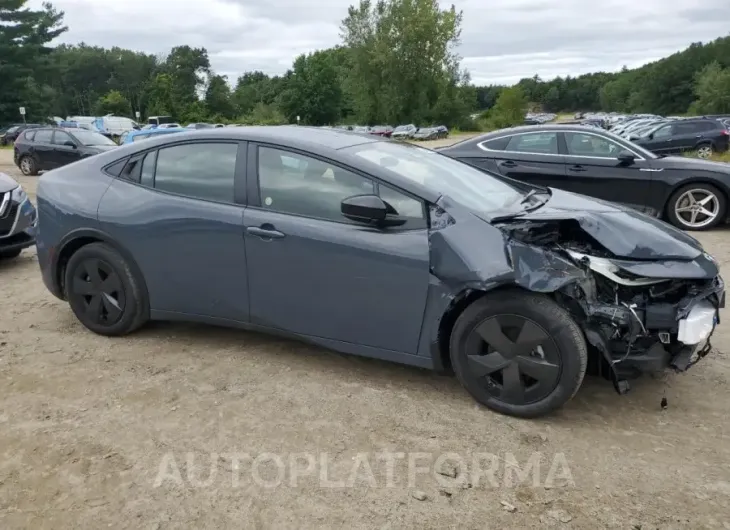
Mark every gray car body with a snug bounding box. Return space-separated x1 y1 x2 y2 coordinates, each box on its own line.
34 126 720 374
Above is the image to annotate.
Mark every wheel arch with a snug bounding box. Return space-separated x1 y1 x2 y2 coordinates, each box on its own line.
433 283 534 374
662 177 730 219
54 228 149 303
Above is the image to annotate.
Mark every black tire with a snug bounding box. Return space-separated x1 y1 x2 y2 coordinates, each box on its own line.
450 289 587 418
0 248 22 259
19 155 38 176
665 182 726 231
64 242 149 336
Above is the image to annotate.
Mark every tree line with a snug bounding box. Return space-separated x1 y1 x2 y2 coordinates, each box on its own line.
1 0 729 130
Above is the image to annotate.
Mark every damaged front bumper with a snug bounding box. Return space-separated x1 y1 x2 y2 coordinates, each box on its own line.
558 250 724 392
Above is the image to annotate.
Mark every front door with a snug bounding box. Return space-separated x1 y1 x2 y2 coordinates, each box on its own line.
561 131 657 214
51 130 82 168
243 144 430 354
97 140 250 321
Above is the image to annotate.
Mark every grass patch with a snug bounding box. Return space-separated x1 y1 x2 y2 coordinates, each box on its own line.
0 144 11 150
682 150 730 163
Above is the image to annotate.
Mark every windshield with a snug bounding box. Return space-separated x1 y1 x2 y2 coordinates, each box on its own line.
71 130 117 146
345 142 525 213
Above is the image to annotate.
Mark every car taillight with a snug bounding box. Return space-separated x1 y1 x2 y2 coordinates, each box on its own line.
722 130 729 136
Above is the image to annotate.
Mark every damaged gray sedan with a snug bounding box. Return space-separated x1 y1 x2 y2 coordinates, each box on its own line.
35 127 725 418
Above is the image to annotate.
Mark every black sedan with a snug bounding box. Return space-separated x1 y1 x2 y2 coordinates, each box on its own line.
35 126 724 418
13 127 118 176
439 124 730 230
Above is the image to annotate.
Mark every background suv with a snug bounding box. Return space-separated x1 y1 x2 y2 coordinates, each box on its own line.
634 118 729 158
13 127 118 176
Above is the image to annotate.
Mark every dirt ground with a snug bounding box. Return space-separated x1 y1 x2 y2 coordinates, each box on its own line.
1 141 730 530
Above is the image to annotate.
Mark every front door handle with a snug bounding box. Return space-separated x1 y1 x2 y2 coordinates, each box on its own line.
568 165 587 172
499 160 517 168
246 225 285 240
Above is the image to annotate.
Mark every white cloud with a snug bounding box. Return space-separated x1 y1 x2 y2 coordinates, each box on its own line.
30 0 730 85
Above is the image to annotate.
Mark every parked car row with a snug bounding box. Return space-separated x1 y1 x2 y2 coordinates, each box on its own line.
333 123 449 140
609 115 730 158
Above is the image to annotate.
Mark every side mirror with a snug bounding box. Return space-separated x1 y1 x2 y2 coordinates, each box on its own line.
64 141 77 148
617 150 635 165
341 194 406 227
646 133 654 140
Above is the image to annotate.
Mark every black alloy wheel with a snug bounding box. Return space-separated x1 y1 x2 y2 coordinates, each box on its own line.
70 258 126 326
64 242 149 336
465 315 561 405
450 290 587 418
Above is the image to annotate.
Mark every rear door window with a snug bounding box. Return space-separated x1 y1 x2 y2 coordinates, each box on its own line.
34 130 53 143
505 133 559 155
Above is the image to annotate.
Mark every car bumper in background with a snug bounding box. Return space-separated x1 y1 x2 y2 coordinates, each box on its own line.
0 197 37 252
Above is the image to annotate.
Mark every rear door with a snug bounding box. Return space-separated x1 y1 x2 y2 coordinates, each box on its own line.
474 131 568 189
30 129 55 170
665 121 705 153
561 130 658 214
97 140 250 321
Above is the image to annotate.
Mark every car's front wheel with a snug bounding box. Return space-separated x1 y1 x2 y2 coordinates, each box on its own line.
450 290 587 418
666 183 726 231
19 156 38 176
64 242 149 336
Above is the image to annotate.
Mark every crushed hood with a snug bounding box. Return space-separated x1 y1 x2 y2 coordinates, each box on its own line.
489 188 703 261
0 172 19 193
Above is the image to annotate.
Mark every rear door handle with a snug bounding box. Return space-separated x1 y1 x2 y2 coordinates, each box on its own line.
568 165 587 172
246 225 285 240
499 160 517 168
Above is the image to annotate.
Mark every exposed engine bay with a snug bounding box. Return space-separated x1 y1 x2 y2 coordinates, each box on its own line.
497 218 725 393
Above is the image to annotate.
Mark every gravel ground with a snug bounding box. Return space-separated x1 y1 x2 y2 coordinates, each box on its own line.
1 143 730 529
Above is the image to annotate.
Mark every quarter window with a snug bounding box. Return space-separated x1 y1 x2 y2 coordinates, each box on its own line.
565 132 624 158
140 151 157 187
481 136 510 151
257 146 374 222
154 143 238 203
505 133 559 155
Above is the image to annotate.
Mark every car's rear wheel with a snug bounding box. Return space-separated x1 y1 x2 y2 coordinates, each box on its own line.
697 143 713 159
450 290 587 418
666 183 726 231
0 249 22 259
64 243 149 336
19 156 37 176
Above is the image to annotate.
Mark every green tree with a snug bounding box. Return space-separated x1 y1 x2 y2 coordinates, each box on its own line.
279 50 343 125
94 89 130 116
690 61 730 114
205 74 233 119
483 86 527 129
341 0 464 125
0 0 66 123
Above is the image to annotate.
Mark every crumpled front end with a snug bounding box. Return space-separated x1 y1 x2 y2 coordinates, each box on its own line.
427 196 724 394
498 218 724 392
